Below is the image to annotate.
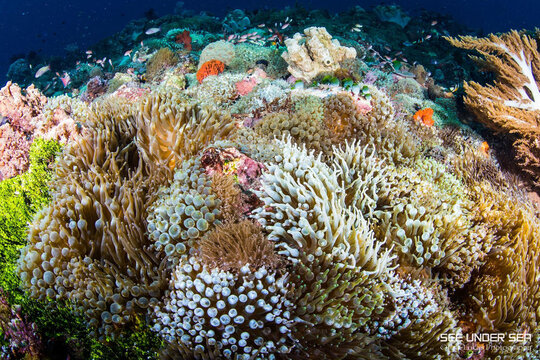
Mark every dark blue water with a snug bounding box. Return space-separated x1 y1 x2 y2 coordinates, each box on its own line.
0 0 538 85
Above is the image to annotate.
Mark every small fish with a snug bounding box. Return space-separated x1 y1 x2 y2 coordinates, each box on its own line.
257 24 265 28
281 23 289 30
108 59 113 67
351 24 362 32
86 50 93 55
237 38 247 43
241 34 248 39
285 17 291 22
227 34 236 40
0 116 9 127
145 27 161 35
60 72 71 87
87 54 92 59
425 34 432 40
431 20 438 26
140 41 144 46
124 49 133 56
35 65 50 78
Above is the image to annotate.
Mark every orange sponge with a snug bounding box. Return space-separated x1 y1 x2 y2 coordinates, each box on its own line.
413 108 434 127
197 59 225 83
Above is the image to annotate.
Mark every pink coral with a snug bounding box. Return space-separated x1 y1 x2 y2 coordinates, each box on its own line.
0 82 46 179
201 147 265 189
0 124 32 179
0 81 46 133
34 107 85 144
352 95 373 114
236 77 258 96
0 82 84 180
236 68 268 96
113 84 150 101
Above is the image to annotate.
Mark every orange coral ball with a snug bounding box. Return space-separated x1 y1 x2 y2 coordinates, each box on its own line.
196 59 225 83
413 108 434 127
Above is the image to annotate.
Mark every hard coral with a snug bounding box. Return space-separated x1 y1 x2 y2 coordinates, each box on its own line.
0 82 81 180
198 40 235 69
281 27 357 82
196 59 225 83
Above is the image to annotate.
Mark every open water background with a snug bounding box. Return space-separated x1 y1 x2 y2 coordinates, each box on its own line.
0 0 537 84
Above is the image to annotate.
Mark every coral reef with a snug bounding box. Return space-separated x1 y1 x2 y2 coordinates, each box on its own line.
447 31 540 186
3 6 540 360
282 27 357 82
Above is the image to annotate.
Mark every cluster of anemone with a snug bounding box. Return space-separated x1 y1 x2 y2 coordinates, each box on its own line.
15 74 540 360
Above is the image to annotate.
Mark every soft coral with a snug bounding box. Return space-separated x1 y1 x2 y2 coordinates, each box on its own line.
175 30 192 51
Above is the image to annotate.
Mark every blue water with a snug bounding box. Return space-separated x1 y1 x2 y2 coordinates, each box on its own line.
0 0 538 85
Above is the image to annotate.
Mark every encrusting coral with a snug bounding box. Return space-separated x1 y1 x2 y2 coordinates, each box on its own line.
446 30 540 187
